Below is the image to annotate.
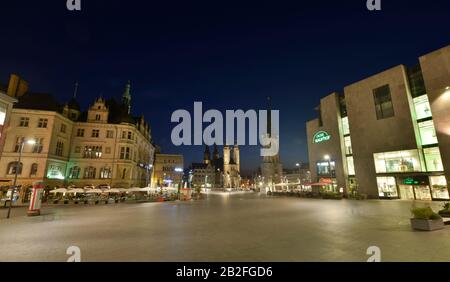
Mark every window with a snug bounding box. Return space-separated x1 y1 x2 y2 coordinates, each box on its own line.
128 131 133 140
347 156 355 176
38 118 48 128
376 177 398 198
30 163 38 177
373 85 394 120
14 137 24 152
424 147 444 172
0 104 6 126
316 161 336 177
7 162 23 175
106 130 114 138
100 167 112 179
374 150 422 173
342 117 350 135
95 114 101 121
344 136 353 155
430 176 449 200
418 120 438 146
55 141 64 156
84 167 96 179
32 138 44 153
413 95 432 120
69 166 81 179
92 129 100 138
76 129 85 137
47 165 64 180
19 117 29 127
83 146 103 159
120 147 131 160
60 124 67 133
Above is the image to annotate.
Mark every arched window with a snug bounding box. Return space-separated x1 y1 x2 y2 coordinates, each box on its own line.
30 163 38 177
100 167 112 179
69 166 81 179
7 162 23 175
84 167 96 179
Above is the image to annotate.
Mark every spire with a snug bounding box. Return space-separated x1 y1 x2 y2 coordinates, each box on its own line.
267 96 272 137
204 146 211 164
213 144 219 160
122 80 132 114
73 81 79 98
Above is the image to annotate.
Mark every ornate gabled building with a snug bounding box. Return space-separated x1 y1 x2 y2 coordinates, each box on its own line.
0 75 155 200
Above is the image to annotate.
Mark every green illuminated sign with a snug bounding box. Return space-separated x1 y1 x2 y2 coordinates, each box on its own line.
404 178 419 185
313 131 331 144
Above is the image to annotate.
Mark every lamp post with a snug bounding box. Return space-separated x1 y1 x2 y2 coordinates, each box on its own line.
7 139 36 219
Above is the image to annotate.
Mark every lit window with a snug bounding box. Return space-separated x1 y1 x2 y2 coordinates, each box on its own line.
374 150 422 173
344 136 353 155
413 95 432 120
376 177 398 198
418 120 438 145
430 176 449 200
347 156 355 176
424 147 444 172
342 117 350 135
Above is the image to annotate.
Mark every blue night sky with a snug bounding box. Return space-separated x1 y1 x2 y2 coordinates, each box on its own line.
1 0 449 175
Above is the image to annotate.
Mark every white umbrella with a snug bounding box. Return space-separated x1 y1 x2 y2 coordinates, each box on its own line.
163 187 178 191
66 189 85 194
85 189 103 194
140 187 158 192
105 189 121 194
50 188 67 194
128 187 143 192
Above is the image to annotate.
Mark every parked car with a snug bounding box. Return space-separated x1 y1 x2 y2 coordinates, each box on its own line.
98 184 111 190
83 185 95 190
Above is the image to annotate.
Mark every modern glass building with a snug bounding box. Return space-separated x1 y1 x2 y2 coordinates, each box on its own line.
306 45 450 200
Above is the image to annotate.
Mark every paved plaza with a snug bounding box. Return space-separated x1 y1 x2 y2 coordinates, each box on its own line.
1 193 449 262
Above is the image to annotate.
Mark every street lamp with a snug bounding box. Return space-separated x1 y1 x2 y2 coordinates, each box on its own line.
7 139 36 219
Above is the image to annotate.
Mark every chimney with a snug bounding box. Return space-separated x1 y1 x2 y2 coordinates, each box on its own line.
7 74 29 98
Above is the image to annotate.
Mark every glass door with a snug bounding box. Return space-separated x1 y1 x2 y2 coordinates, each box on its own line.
399 185 415 200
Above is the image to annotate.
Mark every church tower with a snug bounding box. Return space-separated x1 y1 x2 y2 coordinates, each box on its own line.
122 81 132 114
204 146 211 164
233 145 240 173
213 144 220 160
260 97 283 193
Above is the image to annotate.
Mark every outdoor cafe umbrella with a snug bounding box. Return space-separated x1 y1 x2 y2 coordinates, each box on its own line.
50 188 68 194
66 189 85 194
140 187 158 192
128 187 143 192
85 189 103 194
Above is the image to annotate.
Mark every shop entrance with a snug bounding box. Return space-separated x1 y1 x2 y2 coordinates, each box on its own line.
398 184 432 200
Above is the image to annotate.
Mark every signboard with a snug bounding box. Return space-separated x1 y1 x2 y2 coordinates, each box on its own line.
313 131 331 144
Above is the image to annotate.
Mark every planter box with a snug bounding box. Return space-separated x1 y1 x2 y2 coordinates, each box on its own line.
410 218 444 231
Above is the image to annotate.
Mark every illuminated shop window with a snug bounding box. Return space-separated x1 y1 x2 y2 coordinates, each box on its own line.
342 117 350 135
374 150 422 173
346 156 355 176
376 177 398 198
344 136 353 155
430 176 450 200
316 161 336 177
424 147 444 172
413 95 432 120
418 120 438 145
47 165 65 180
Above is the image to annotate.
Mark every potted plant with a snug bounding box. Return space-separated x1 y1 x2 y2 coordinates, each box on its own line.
439 203 450 217
411 207 444 231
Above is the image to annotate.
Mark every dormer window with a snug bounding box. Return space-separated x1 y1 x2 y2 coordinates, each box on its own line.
95 114 101 121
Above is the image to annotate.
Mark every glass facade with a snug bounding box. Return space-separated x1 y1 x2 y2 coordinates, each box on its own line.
413 95 432 120
344 136 352 155
346 156 355 176
430 176 449 200
377 177 398 198
424 147 444 172
342 117 350 135
418 120 438 145
374 150 422 173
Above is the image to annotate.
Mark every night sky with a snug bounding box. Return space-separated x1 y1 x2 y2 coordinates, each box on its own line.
1 0 449 175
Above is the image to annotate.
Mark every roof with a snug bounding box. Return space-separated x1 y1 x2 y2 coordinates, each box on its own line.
191 163 209 170
15 92 62 112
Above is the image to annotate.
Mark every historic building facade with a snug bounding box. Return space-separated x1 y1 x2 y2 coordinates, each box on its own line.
190 144 241 189
0 76 155 192
151 153 184 188
306 45 450 201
